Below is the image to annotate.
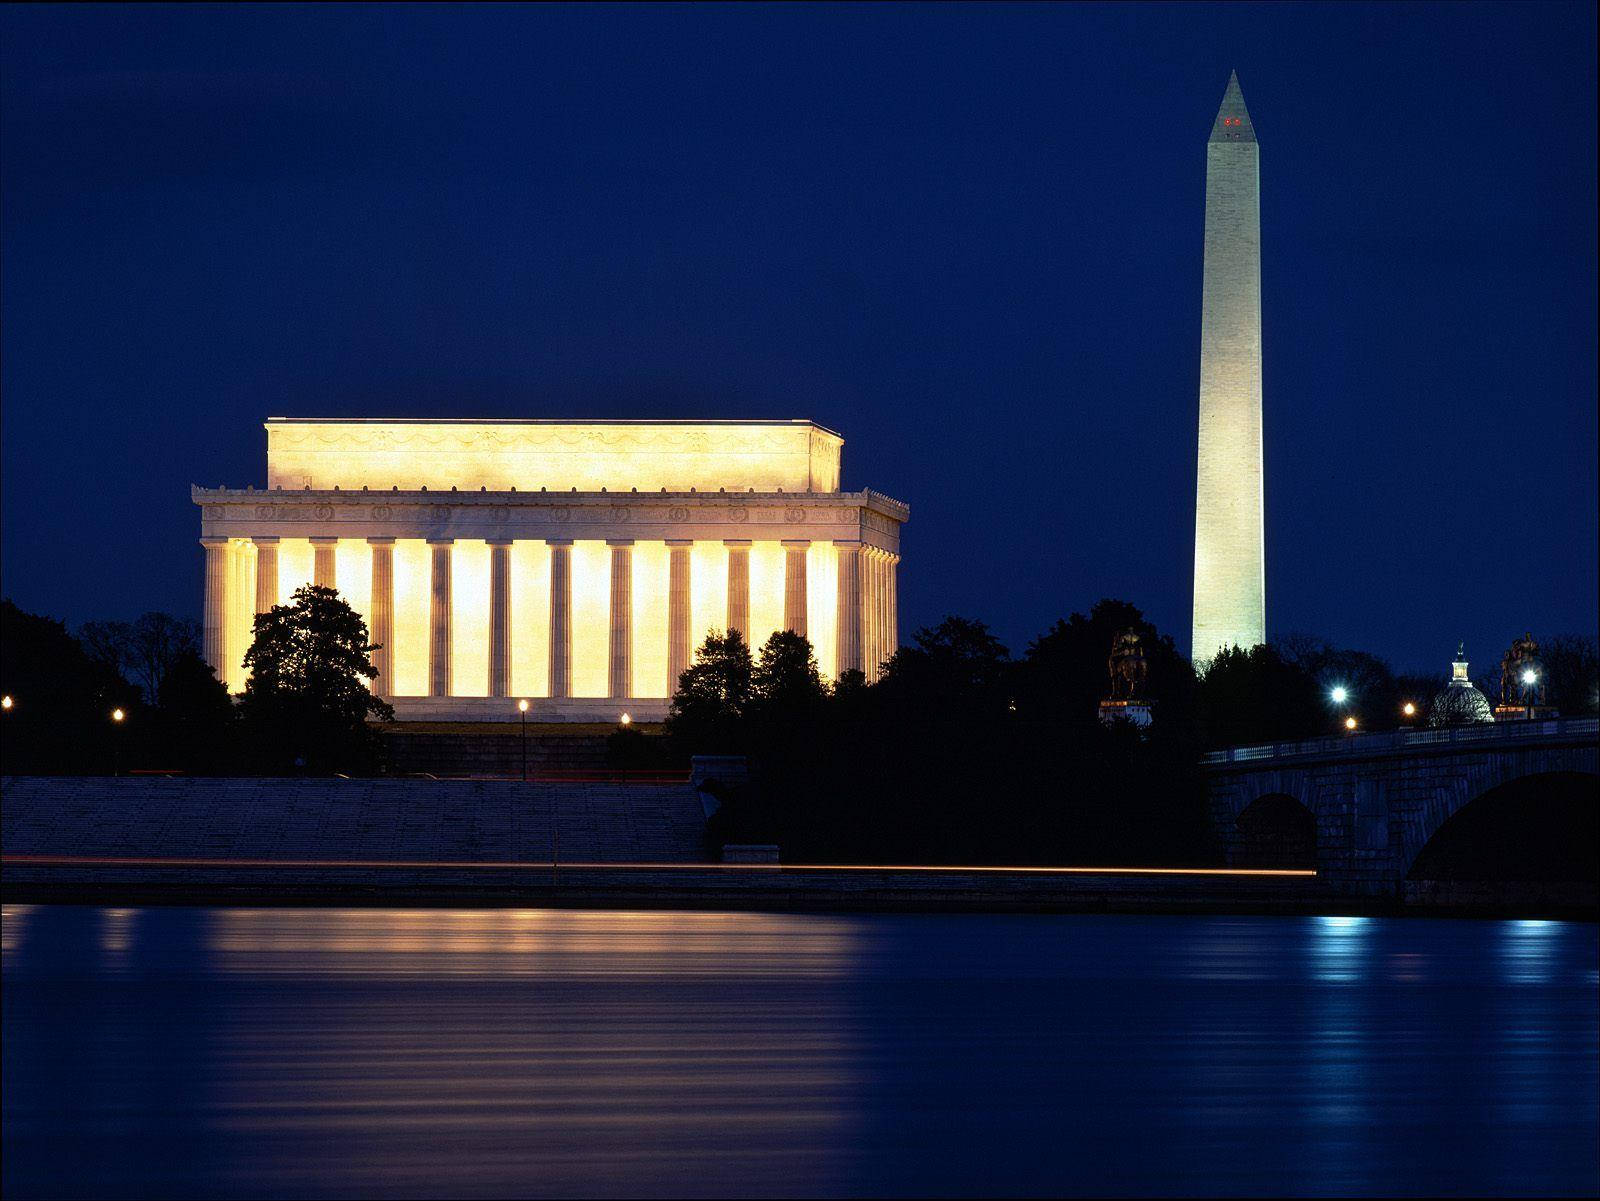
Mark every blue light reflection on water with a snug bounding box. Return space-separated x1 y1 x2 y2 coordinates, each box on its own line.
2 905 1596 1198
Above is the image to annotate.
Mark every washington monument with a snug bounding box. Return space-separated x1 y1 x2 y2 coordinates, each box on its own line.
1192 70 1265 664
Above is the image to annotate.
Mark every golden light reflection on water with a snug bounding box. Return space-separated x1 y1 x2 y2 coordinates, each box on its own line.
198 907 868 1197
4 908 1598 1198
1 904 36 952
208 907 871 977
100 907 136 957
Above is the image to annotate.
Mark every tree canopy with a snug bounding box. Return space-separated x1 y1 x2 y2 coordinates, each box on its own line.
1 599 140 774
700 603 1215 867
238 584 393 773
79 612 201 706
664 628 754 754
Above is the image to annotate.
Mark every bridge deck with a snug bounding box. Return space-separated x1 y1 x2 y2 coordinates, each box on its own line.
1202 717 1598 770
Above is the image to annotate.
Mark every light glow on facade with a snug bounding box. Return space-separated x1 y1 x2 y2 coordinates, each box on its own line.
631 542 670 698
690 541 729 651
335 539 373 633
277 538 314 605
390 539 431 697
225 539 255 687
451 540 492 697
265 419 843 494
569 541 611 698
510 540 551 697
196 417 905 718
807 542 838 679
747 541 786 654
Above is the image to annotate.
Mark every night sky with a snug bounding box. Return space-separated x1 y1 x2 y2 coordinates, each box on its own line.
2 3 1595 670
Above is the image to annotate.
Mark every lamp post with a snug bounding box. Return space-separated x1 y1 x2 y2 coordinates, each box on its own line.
110 707 126 776
1521 668 1538 721
518 699 529 780
1 694 13 712
1329 686 1351 734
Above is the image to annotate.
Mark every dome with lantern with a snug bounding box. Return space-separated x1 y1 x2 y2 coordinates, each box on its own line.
1428 642 1494 727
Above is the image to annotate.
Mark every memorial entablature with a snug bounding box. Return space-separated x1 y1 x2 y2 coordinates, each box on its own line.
195 419 907 721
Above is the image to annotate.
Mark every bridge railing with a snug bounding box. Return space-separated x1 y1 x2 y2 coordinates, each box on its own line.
1201 716 1599 766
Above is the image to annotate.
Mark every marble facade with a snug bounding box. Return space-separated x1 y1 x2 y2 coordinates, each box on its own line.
195 419 907 721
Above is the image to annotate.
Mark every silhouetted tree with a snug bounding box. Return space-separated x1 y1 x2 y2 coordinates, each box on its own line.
1393 671 1445 724
80 612 201 705
237 585 392 774
1541 634 1599 715
1016 599 1197 734
1 599 141 774
691 606 1221 867
750 630 828 714
151 649 238 773
664 629 753 754
1277 636 1402 731
1195 644 1325 747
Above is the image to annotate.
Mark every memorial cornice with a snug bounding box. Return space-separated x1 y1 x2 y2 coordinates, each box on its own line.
192 485 908 550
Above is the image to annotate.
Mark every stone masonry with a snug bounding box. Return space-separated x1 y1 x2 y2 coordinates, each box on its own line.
1205 718 1599 895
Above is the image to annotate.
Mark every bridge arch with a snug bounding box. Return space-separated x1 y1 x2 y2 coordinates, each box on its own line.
1204 719 1599 894
1398 753 1600 879
1234 792 1317 869
1405 770 1599 883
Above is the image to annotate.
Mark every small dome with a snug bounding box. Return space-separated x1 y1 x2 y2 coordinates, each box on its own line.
1429 681 1494 726
1429 641 1494 726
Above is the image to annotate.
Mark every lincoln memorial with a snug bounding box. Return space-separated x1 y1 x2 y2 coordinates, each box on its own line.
194 419 908 720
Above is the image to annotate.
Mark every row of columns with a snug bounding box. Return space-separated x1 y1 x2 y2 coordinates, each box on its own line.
202 535 899 697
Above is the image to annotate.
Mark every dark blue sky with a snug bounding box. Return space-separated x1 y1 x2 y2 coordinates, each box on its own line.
3 3 1595 670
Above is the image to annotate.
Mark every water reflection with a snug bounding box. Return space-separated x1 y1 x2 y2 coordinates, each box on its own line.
1 903 35 952
3 908 1596 1198
206 908 869 976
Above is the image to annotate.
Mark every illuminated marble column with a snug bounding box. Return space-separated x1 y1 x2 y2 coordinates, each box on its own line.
834 540 862 675
725 540 750 640
608 540 633 698
876 550 888 672
870 550 883 681
666 540 692 688
311 537 337 589
201 537 229 680
548 540 572 698
887 553 900 663
428 539 453 697
253 536 279 614
783 540 808 636
488 539 512 698
368 537 394 699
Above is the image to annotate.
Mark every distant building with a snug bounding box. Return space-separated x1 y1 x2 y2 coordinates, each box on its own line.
1429 643 1494 726
194 418 907 720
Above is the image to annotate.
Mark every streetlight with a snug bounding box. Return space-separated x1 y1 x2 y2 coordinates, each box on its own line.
110 707 126 776
1521 668 1538 721
1 694 13 711
518 699 529 780
1329 685 1352 735
1344 716 1358 732
1402 701 1417 719
619 712 631 727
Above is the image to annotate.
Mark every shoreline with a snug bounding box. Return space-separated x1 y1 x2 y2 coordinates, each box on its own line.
5 864 1594 921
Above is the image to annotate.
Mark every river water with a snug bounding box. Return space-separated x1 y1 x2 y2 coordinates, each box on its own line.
2 906 1595 1198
